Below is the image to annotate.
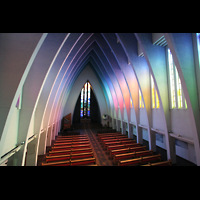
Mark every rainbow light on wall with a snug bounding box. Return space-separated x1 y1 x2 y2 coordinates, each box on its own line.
151 75 155 108
130 97 133 108
139 89 144 108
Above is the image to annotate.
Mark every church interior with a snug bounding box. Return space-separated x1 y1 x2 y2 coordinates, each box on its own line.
0 33 200 166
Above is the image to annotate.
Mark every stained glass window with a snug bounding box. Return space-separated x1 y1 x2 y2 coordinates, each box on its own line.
80 89 84 117
168 48 176 108
175 67 183 108
80 81 91 118
197 33 200 66
168 48 187 109
87 82 90 116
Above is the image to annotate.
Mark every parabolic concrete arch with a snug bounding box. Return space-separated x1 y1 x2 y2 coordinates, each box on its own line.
0 33 200 166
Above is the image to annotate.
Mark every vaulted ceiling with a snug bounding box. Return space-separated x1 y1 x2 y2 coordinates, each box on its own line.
1 33 200 166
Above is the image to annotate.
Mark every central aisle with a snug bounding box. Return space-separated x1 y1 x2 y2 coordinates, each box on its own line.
77 123 114 166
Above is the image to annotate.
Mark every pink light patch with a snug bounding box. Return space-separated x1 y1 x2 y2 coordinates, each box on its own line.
16 95 20 108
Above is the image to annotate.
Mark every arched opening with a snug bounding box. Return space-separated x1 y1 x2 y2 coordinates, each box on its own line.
80 80 91 119
72 80 101 124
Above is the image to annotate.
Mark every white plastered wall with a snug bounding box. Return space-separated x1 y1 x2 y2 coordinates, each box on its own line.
63 65 109 125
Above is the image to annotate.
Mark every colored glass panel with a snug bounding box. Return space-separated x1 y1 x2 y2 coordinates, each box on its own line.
168 48 176 108
175 67 183 108
197 33 200 66
88 82 90 116
80 81 92 118
80 88 84 117
84 82 87 116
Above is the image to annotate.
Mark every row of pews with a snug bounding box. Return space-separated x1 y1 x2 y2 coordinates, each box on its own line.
97 132 172 166
42 135 97 166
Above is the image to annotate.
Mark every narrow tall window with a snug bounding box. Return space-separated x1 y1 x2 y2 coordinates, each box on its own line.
80 89 84 117
168 48 176 108
80 81 91 118
168 48 187 109
87 82 90 116
175 67 183 108
84 82 87 116
197 33 200 66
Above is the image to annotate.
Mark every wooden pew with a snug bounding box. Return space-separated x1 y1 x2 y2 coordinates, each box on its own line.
97 132 122 137
51 144 91 151
87 164 98 166
129 146 146 152
110 148 130 159
98 134 126 141
100 137 130 145
134 150 153 158
55 138 89 143
56 135 87 139
140 154 161 164
54 141 90 146
141 160 172 166
101 137 132 144
71 144 91 149
71 152 94 160
51 146 72 151
46 152 94 162
49 148 92 156
70 157 96 166
125 143 141 148
121 140 136 144
42 160 70 166
99 135 128 142
118 154 161 166
103 140 136 150
42 157 96 166
46 154 71 162
53 143 91 148
107 143 140 154
107 144 126 153
113 150 153 165
56 137 88 141
110 146 146 159
49 149 71 156
57 135 87 140
103 141 122 149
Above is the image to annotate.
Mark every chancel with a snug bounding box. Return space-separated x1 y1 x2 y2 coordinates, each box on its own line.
0 33 200 166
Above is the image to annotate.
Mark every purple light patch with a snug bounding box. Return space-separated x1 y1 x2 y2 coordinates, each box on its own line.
16 95 20 108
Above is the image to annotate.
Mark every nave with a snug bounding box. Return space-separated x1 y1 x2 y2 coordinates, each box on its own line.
38 122 177 166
